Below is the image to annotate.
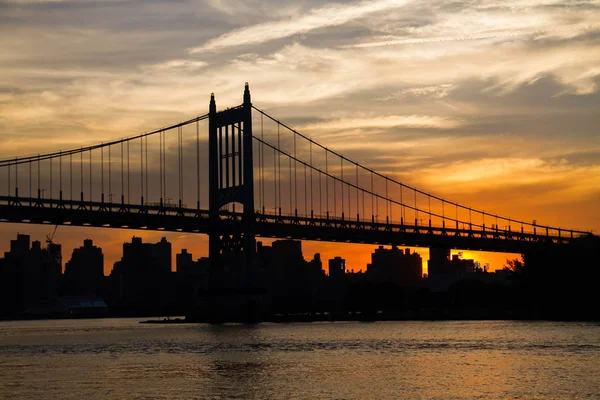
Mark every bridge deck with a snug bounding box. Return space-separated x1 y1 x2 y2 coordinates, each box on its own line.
0 196 591 253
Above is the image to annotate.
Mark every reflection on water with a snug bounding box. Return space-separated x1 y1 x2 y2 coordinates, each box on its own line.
0 319 598 399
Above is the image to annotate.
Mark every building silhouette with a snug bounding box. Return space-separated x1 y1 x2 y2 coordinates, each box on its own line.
176 249 209 276
255 240 326 313
110 236 174 312
112 236 171 276
0 234 62 315
367 245 423 287
328 256 346 281
3 229 594 321
64 239 104 296
428 247 450 275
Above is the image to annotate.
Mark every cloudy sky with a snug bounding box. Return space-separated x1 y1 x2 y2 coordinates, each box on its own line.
1 0 599 272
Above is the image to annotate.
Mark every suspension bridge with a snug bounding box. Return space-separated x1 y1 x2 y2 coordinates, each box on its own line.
0 84 595 272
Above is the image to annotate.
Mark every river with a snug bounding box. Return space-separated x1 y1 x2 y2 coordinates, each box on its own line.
0 319 598 399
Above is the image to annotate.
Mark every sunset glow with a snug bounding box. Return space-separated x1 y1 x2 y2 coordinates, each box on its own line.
1 0 599 273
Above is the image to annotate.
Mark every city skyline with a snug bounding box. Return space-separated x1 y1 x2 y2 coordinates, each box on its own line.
0 230 508 276
1 0 599 271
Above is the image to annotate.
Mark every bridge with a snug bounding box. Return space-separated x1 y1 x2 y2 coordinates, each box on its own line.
0 84 596 273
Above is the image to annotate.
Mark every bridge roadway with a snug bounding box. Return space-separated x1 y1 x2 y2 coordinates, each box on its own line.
0 196 592 254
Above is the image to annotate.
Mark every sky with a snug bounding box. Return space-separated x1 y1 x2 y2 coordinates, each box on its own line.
1 0 599 274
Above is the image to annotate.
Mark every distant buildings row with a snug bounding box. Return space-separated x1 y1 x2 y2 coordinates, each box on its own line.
0 232 509 318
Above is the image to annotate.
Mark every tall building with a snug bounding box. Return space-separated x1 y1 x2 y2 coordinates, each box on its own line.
428 247 450 275
450 253 476 275
64 239 104 295
176 249 194 274
109 236 174 310
0 234 62 314
367 245 423 287
256 239 325 288
114 236 172 276
328 256 346 281
428 248 475 277
176 249 209 276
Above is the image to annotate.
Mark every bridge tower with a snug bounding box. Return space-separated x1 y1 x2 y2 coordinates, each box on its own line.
208 84 255 288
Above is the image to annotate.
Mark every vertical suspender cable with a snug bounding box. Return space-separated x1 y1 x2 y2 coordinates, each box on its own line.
318 169 322 217
140 137 143 204
356 165 359 219
294 132 297 213
304 163 307 217
277 124 281 212
400 184 404 221
386 179 389 222
162 131 166 199
310 142 313 213
145 136 148 202
59 151 62 197
362 188 365 221
49 157 52 201
375 177 378 221
181 127 184 203
442 200 445 227
273 148 277 213
196 122 200 209
176 128 179 202
179 126 183 207
326 150 329 213
101 145 104 200
159 131 163 200
80 150 83 201
69 153 72 202
371 171 375 217
108 145 112 202
89 150 92 202
127 141 130 203
38 154 41 198
261 115 265 211
259 115 262 209
333 155 336 217
288 156 292 214
120 141 124 201
414 190 417 225
340 158 343 217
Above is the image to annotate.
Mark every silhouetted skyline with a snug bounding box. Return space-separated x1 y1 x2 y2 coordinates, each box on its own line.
1 0 599 280
2 230 597 321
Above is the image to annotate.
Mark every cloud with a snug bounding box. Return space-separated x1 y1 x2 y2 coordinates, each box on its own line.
301 115 463 132
418 157 600 204
375 84 454 101
143 59 208 73
189 0 411 53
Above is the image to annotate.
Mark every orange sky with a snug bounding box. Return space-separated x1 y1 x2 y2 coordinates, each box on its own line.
0 224 519 276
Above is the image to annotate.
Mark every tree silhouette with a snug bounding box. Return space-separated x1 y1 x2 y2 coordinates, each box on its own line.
504 256 524 279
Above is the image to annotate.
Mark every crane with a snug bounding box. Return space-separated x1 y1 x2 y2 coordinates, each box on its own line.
46 225 58 246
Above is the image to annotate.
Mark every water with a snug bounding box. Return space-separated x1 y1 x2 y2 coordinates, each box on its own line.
0 319 598 399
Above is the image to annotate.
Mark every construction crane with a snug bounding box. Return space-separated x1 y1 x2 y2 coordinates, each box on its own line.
45 225 62 269
46 225 58 246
